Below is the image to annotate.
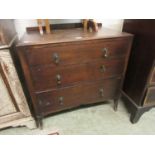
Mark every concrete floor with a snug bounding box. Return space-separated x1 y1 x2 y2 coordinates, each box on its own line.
0 100 155 135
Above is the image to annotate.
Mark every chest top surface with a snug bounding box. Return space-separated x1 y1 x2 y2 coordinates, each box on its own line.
17 27 133 47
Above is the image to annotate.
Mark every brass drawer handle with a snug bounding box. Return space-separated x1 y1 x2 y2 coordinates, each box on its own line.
102 48 109 58
99 88 104 97
53 53 60 64
100 65 106 72
59 96 64 105
56 74 61 85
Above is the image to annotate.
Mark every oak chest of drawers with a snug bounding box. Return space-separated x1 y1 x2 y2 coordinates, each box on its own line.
16 28 133 128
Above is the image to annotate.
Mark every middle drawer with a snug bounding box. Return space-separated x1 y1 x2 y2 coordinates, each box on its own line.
30 58 125 92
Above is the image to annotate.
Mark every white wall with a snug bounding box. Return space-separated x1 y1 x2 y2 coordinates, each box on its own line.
14 19 124 39
98 19 124 32
14 19 37 38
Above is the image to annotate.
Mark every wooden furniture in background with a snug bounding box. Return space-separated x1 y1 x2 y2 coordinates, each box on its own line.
122 19 155 123
0 20 36 129
44 19 51 34
37 19 51 35
83 19 99 32
36 19 98 35
26 22 102 33
16 27 133 128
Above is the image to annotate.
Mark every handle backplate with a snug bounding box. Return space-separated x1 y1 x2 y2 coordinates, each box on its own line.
56 74 61 85
59 96 64 105
99 88 104 97
102 48 109 58
53 53 60 64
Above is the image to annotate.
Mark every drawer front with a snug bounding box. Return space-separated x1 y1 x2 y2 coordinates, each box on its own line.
31 58 125 92
36 78 121 115
26 39 129 66
144 87 155 106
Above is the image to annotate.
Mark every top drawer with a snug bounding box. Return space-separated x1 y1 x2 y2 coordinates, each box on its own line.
25 39 130 67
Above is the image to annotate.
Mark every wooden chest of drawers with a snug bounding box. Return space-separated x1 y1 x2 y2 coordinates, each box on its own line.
16 28 133 128
123 20 155 123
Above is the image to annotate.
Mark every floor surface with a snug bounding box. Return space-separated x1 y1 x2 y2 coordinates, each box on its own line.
0 100 155 135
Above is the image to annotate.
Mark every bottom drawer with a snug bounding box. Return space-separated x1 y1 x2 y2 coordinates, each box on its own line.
144 87 155 106
36 78 121 115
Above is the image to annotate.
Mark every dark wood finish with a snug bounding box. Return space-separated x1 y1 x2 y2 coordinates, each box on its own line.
123 19 155 123
16 50 41 117
30 58 125 92
16 27 133 128
37 78 121 115
17 28 132 47
25 39 129 67
122 91 155 123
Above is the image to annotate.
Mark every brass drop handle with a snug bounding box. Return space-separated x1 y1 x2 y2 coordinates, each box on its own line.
100 65 106 73
53 53 60 64
59 96 64 105
99 88 104 97
56 74 61 85
102 48 109 58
